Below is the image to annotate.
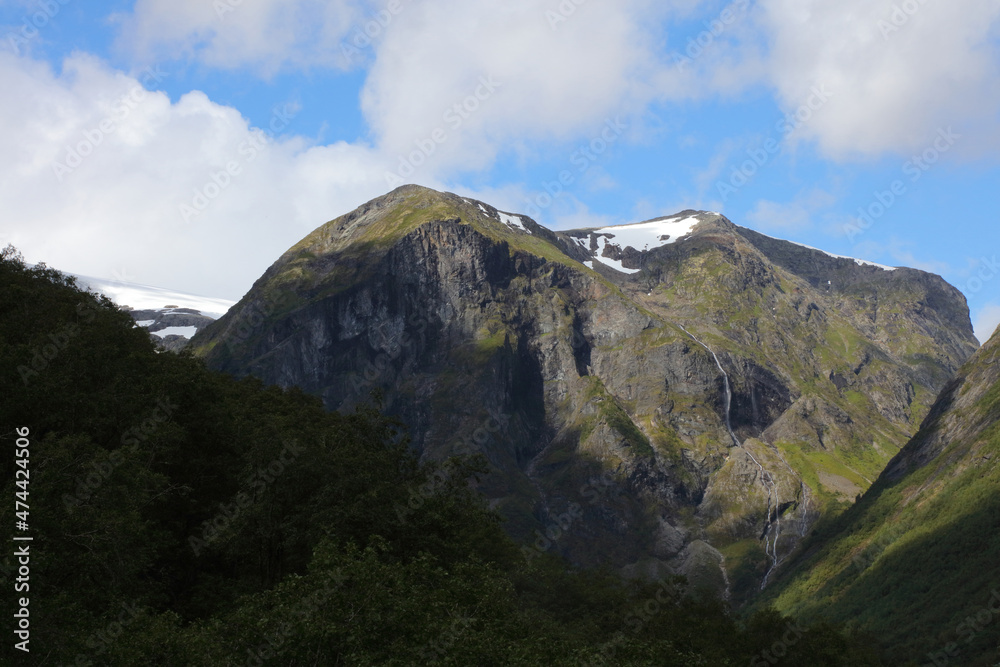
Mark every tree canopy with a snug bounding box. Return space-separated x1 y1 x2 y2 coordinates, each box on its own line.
0 246 884 665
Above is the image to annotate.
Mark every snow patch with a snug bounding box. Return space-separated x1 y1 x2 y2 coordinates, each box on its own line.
498 212 530 233
583 261 594 269
575 214 702 274
784 239 897 271
749 230 897 271
71 274 236 318
150 326 199 339
592 257 640 275
592 236 641 274
591 215 700 252
135 320 155 327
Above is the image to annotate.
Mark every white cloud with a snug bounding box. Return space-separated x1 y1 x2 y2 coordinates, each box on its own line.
116 0 368 75
757 0 1000 159
547 201 620 232
693 142 738 201
0 1 700 303
7 2 1000 306
359 0 679 174
113 0 1000 169
0 52 392 300
115 0 709 185
973 303 1000 344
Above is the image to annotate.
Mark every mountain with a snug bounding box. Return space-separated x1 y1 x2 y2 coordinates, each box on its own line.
0 246 888 667
69 272 235 350
759 323 1000 664
191 184 978 601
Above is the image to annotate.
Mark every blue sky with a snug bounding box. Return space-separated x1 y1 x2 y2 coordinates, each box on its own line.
1 0 998 341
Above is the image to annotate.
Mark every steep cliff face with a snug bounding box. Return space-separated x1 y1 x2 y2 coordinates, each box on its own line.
761 325 1000 664
192 185 978 600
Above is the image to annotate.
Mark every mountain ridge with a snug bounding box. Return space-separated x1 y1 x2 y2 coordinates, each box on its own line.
761 324 999 664
191 184 978 602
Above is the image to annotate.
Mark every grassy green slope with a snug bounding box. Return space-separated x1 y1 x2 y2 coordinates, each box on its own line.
759 327 1000 665
642 240 915 497
627 233 978 603
258 185 595 298
187 188 979 611
0 247 891 667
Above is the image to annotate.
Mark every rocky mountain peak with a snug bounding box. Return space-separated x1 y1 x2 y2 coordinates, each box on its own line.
192 186 979 601
554 210 728 274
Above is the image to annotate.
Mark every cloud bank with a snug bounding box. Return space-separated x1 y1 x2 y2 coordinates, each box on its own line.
2 0 998 302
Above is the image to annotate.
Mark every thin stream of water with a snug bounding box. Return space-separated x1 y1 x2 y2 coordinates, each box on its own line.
679 326 781 589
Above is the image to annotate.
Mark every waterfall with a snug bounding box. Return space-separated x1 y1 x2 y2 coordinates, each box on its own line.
678 326 782 589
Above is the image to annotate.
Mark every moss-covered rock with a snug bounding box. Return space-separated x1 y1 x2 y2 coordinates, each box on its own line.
192 185 978 599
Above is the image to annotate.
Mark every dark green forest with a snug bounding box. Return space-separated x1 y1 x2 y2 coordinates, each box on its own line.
0 245 884 665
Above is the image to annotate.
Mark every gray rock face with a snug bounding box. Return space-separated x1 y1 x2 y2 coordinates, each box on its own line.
193 185 978 599
129 307 216 351
760 321 999 662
